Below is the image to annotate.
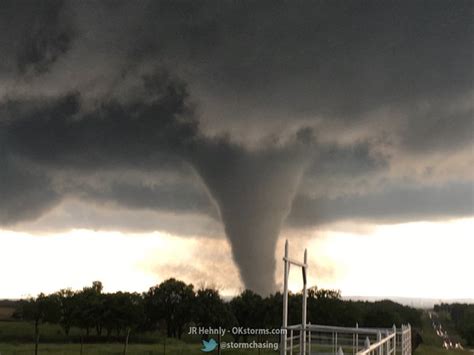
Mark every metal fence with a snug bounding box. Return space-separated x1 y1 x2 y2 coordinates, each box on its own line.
282 323 411 355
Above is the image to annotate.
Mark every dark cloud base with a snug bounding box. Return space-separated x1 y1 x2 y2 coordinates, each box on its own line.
289 181 474 227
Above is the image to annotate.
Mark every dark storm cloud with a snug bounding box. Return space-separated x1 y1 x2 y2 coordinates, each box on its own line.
0 156 59 225
4 71 197 169
399 99 474 154
74 178 214 216
0 0 73 75
288 181 474 227
135 0 472 147
0 0 472 294
305 141 389 179
0 66 205 223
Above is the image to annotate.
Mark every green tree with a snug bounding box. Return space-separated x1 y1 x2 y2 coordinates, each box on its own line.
435 303 474 346
145 278 195 338
74 281 105 337
308 286 341 300
21 293 61 355
262 292 282 329
103 292 145 336
56 288 77 336
194 288 236 339
102 292 145 353
230 290 264 341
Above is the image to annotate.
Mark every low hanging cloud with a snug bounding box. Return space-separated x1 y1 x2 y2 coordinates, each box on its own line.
0 0 472 294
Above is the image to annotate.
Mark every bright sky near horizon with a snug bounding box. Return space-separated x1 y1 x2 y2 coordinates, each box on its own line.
2 218 472 300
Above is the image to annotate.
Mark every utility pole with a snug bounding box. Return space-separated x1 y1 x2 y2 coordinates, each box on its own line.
281 240 289 355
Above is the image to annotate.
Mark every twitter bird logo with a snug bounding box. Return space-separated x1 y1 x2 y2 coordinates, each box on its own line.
201 338 218 352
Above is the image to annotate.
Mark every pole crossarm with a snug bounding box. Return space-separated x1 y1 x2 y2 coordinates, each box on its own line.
282 257 308 268
281 240 308 355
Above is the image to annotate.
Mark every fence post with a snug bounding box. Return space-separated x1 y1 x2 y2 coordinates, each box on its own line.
218 332 222 355
290 329 293 355
308 322 311 355
402 325 405 355
281 240 289 355
301 249 308 355
377 331 382 355
408 324 412 355
355 323 359 354
123 327 130 355
365 337 370 349
393 325 397 355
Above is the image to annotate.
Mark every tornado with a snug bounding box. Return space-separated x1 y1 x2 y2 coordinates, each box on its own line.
191 141 306 295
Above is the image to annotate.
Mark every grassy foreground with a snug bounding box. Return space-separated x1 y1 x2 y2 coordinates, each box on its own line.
0 342 278 355
0 320 278 354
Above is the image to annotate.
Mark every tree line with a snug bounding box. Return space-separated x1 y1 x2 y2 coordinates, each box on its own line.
434 303 474 346
15 278 422 348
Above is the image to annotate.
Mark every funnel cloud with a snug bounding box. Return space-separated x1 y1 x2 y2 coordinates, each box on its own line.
191 142 308 294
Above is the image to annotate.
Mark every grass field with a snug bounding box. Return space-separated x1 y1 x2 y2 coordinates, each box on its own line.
0 342 279 354
0 320 278 354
